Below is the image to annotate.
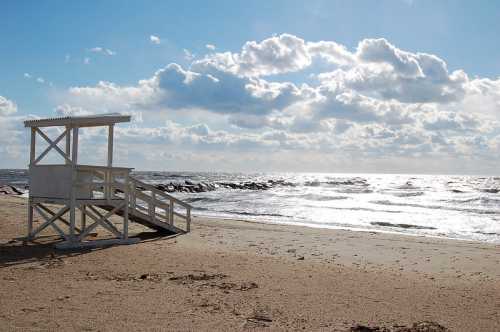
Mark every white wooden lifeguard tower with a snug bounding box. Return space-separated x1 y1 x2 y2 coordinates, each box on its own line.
24 114 191 249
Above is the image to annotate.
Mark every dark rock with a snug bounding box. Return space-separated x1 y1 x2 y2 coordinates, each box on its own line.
349 321 448 332
155 184 166 191
350 325 386 332
371 222 436 230
0 185 23 195
399 321 448 332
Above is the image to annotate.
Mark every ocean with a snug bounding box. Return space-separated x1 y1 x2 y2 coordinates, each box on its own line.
1 169 499 243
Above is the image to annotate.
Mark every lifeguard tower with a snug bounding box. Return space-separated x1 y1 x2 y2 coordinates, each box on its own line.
24 114 191 249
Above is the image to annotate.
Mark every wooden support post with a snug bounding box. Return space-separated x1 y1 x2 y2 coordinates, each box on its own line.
28 128 36 240
149 192 155 222
106 125 114 202
71 127 79 164
107 125 114 167
130 181 136 211
186 207 191 232
30 127 36 165
169 199 174 225
69 126 79 241
104 170 109 200
27 199 33 240
123 174 129 240
81 205 86 233
65 126 71 165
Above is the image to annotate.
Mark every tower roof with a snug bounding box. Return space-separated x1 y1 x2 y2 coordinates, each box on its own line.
24 113 131 128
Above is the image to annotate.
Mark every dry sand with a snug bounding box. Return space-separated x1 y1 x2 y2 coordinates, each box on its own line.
0 195 499 331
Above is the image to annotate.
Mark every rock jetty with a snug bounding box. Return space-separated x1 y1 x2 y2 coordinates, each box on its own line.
152 179 295 193
4 179 296 196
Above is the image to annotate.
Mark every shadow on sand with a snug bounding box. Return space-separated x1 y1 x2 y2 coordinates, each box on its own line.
0 231 179 269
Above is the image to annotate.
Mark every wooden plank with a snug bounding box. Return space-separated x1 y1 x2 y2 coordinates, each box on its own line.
65 126 71 165
81 205 86 232
27 199 33 240
169 199 174 225
30 128 36 165
76 165 133 171
69 126 79 240
107 125 114 167
123 174 129 240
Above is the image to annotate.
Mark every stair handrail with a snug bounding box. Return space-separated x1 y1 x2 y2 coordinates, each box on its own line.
130 178 191 209
129 177 192 232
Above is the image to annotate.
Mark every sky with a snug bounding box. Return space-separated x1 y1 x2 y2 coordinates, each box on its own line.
1 0 500 174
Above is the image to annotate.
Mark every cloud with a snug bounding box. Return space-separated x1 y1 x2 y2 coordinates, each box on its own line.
313 38 469 104
54 104 92 117
0 97 24 164
150 35 161 44
194 34 312 77
206 44 216 50
307 40 355 66
89 47 116 56
64 79 158 113
36 77 45 83
63 62 307 116
52 34 500 173
356 38 424 78
83 57 90 65
24 73 31 79
0 96 17 116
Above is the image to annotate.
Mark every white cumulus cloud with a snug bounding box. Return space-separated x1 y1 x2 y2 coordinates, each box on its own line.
52 34 500 173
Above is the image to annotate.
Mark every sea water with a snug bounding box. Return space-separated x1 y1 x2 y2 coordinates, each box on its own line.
2 169 499 243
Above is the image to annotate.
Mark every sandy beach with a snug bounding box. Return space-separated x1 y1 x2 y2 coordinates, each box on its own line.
0 194 499 331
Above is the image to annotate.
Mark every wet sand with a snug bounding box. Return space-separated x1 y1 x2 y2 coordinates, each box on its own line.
0 195 499 331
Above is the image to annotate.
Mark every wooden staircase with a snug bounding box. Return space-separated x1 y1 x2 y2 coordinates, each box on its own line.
105 177 192 234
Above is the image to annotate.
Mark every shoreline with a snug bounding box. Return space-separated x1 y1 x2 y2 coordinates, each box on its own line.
8 193 499 245
1 195 500 331
179 210 500 245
